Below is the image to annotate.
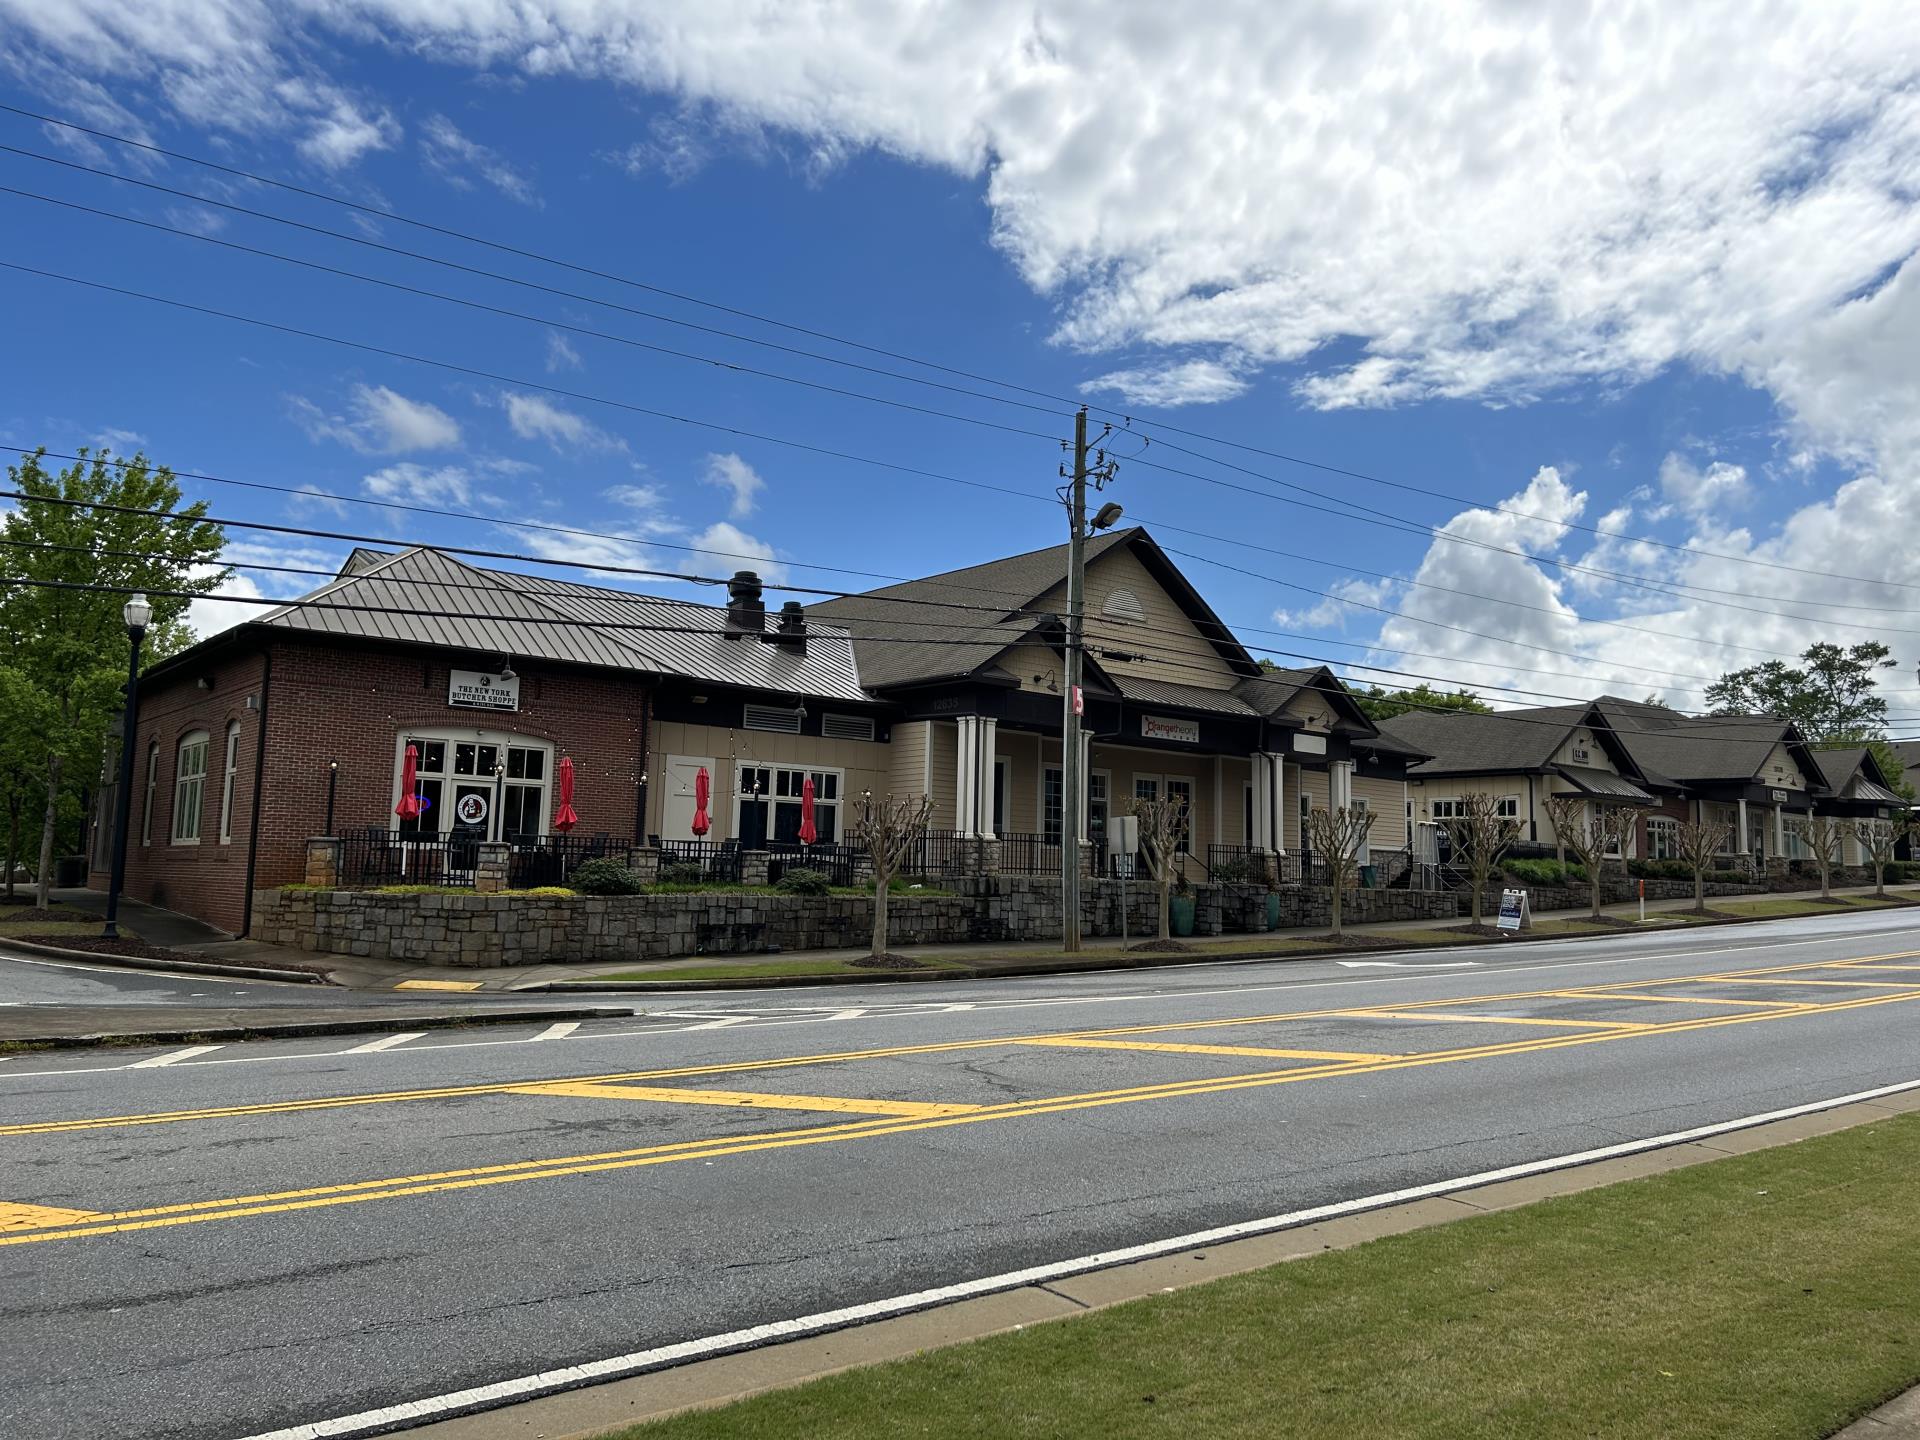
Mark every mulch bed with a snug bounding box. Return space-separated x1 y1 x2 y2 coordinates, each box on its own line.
15 935 210 963
849 952 934 971
1127 939 1198 954
0 908 76 924
1448 923 1509 938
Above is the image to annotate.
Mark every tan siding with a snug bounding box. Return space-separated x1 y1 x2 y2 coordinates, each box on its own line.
1218 756 1253 847
1409 773 1538 840
1354 774 1409 850
1282 689 1339 731
649 722 890 842
1760 742 1807 790
1033 547 1238 691
927 721 959 829
1002 645 1066 697
888 721 931 800
1548 727 1619 773
997 731 1046 834
1286 765 1332 850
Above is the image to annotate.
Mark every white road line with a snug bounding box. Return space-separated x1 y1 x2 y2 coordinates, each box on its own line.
127 1045 223 1068
5 920 1914 1081
231 1073 1920 1440
0 952 316 986
342 1033 426 1054
531 1021 580 1042
825 1008 869 1021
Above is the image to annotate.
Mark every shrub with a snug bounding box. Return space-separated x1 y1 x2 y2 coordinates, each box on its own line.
1627 859 1691 881
775 867 831 896
1211 857 1253 885
656 861 705 886
1706 868 1749 885
569 858 645 896
1503 858 1587 887
1885 861 1920 883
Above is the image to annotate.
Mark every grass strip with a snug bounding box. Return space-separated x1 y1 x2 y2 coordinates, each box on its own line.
621 1111 1920 1440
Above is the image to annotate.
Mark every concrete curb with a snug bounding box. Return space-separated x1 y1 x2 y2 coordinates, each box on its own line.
512 899 1912 992
0 935 327 985
383 1082 1920 1440
0 1006 637 1051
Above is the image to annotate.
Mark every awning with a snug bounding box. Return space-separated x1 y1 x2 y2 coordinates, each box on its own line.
1554 766 1656 804
1852 780 1908 806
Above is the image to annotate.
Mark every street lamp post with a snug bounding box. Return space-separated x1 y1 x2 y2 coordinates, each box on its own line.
325 759 339 836
102 592 152 940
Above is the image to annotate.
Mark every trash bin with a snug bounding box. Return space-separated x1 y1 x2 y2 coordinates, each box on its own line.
54 855 87 887
1359 864 1378 888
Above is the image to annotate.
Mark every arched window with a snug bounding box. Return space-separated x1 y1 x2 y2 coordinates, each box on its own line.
141 742 158 846
218 720 242 844
172 730 209 845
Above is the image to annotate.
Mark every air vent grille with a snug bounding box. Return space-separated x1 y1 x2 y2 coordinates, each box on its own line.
743 704 803 734
822 714 876 742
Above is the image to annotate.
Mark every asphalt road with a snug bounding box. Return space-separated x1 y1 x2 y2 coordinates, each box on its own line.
5 908 1920 1440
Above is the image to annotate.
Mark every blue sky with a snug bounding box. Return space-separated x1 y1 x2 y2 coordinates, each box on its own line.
4 3 1919 720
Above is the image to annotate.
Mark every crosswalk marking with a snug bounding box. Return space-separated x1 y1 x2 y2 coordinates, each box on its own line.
343 1033 426 1054
128 1045 222 1068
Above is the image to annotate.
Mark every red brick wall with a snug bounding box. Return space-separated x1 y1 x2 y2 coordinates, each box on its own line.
94 636 650 935
1635 794 1691 857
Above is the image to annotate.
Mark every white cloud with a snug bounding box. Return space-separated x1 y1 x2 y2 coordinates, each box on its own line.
702 452 764 518
186 542 342 639
420 114 539 205
91 427 146 451
290 384 462 453
1080 358 1247 408
499 391 624 452
1658 453 1751 517
363 462 472 505
685 521 784 585
545 332 583 372
1273 576 1396 632
297 97 397 170
289 483 350 517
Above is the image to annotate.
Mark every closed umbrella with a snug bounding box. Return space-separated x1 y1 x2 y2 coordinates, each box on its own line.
798 774 818 847
552 756 578 834
691 766 711 837
395 745 422 822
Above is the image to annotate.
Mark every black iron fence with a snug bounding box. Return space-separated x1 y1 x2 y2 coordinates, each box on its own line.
655 838 743 885
341 829 477 888
767 842 869 887
506 833 615 888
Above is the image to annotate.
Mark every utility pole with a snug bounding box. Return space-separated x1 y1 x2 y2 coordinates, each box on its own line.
1061 408 1089 951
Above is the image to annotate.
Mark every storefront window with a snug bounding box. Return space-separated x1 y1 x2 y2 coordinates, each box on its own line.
1647 817 1679 861
172 731 208 845
398 733 550 840
736 765 840 846
1043 766 1063 845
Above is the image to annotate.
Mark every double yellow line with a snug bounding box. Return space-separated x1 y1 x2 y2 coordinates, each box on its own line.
6 978 1918 1248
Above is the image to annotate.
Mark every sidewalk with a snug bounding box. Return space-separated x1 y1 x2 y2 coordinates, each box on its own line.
42 883 1920 995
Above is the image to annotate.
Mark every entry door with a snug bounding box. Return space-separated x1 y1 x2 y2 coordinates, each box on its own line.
449 783 492 871
660 755 715 841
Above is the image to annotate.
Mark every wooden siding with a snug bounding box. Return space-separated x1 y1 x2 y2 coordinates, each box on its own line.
647 720 891 842
1033 546 1240 691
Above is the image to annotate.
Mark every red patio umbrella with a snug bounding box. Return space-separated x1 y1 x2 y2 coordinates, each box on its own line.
798 774 818 846
691 765 711 836
552 756 578 834
394 744 422 822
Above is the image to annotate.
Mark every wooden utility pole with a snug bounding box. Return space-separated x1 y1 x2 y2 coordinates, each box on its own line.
1061 407 1089 952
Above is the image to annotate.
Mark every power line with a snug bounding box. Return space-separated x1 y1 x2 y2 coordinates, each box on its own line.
7 101 1910 600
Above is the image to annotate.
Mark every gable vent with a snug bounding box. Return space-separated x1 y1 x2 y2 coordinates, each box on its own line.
743 704 803 734
1102 588 1147 624
822 713 876 742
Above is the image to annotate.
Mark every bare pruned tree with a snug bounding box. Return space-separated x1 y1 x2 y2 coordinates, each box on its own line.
1673 819 1734 914
849 791 935 960
1853 816 1915 899
1785 814 1844 899
1434 794 1523 930
1542 796 1633 921
1128 793 1190 945
1305 804 1378 936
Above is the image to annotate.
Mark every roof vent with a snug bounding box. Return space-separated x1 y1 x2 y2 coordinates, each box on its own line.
725 570 765 639
764 600 808 654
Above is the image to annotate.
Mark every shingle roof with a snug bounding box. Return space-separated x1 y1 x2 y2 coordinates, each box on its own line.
1377 705 1591 775
802 530 1137 689
1590 696 1800 783
255 547 870 701
1809 747 1907 805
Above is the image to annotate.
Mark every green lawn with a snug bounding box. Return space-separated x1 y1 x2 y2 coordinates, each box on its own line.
1712 894 1907 919
599 957 972 982
619 1112 1920 1440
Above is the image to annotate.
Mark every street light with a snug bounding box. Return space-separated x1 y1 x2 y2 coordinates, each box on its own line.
102 592 153 940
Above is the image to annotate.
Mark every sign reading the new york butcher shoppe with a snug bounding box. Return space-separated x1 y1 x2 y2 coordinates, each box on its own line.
448 669 521 712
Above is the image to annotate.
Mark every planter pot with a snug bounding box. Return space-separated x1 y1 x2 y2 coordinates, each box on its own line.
1264 893 1282 931
1169 895 1196 937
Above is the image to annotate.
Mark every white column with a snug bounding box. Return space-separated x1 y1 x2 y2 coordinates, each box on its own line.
1249 754 1270 850
1269 754 1288 854
954 717 976 837
1331 760 1355 812
978 717 998 838
1212 756 1223 849
1076 731 1093 842
1775 804 1786 858
1736 798 1749 855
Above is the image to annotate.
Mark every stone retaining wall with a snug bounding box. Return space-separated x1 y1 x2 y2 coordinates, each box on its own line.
252 877 1458 968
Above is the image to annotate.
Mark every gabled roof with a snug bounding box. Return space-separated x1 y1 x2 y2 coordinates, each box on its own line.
1377 702 1614 778
1810 746 1907 805
803 528 1260 692
1115 675 1261 717
246 547 871 701
1590 696 1818 786
1232 665 1380 735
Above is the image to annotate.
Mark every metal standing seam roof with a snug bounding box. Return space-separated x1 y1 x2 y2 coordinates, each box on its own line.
1114 674 1261 717
255 547 871 701
1554 766 1656 803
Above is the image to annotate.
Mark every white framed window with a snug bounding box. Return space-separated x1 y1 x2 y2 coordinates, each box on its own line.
141 741 158 846
1430 796 1518 820
1647 817 1679 861
172 731 209 845
1164 776 1194 854
735 764 840 846
218 720 241 844
1043 766 1064 846
396 731 553 841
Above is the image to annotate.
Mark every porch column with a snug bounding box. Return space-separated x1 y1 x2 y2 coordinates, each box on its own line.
978 717 998 839
1249 754 1270 850
1268 754 1288 854
1331 759 1355 813
1736 798 1749 855
955 717 977 838
1076 731 1093 842
1774 803 1786 858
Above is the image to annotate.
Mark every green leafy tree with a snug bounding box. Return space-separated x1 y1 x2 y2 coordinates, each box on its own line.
1354 683 1492 722
1704 642 1895 741
0 449 227 906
